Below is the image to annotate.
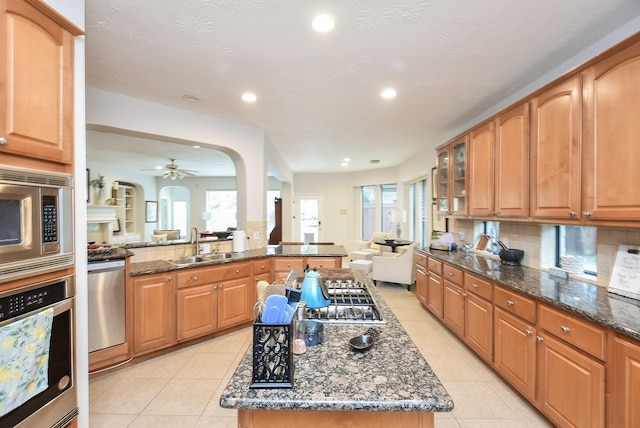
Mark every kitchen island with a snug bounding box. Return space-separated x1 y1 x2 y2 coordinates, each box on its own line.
219 269 454 428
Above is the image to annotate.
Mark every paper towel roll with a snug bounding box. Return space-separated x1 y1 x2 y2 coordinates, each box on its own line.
233 230 247 252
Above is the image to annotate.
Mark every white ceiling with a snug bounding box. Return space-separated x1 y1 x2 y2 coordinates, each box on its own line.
85 0 640 176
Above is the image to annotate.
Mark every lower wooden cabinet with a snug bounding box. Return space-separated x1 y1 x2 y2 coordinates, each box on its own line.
218 277 252 329
613 336 640 428
464 292 493 363
443 280 464 337
415 264 427 306
426 272 444 319
494 307 537 401
177 284 218 341
133 273 176 356
537 332 605 428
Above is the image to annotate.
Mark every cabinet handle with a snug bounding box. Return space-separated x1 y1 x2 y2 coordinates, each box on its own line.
0 137 7 146
219 285 223 289
193 276 198 281
462 292 468 297
536 336 544 342
472 283 479 288
167 276 172 281
448 272 454 276
560 325 570 333
506 300 515 306
236 269 240 273
569 211 577 217
525 329 533 336
583 211 593 217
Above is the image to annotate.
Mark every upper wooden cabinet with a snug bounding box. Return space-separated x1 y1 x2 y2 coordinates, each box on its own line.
582 38 640 222
0 0 77 170
436 136 468 216
530 75 582 220
469 104 529 218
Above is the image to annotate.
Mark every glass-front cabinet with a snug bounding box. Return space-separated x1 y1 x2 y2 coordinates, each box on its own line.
436 135 468 216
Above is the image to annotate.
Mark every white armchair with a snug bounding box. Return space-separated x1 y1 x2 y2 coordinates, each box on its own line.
371 243 416 290
351 232 395 261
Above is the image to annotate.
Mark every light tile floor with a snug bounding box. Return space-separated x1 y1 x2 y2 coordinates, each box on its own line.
89 282 553 427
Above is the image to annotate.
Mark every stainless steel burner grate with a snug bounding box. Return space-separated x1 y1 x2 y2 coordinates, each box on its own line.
304 280 385 324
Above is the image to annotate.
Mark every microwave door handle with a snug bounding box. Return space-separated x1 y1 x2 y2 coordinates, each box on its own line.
0 297 73 328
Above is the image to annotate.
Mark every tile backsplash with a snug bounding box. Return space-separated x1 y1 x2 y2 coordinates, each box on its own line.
450 219 640 288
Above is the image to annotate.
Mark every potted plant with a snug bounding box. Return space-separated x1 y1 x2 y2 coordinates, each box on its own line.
90 174 105 204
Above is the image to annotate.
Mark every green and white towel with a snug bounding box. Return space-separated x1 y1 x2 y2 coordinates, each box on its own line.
0 307 54 416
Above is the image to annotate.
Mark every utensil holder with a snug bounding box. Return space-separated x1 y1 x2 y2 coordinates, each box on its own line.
250 316 294 388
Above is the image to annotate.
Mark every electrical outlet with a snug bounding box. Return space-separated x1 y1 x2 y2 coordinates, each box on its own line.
253 231 259 240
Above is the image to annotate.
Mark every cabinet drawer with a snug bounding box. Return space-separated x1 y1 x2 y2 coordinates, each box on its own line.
252 259 272 274
415 251 427 268
308 257 338 269
274 257 305 272
443 264 463 285
494 286 536 323
464 273 493 301
539 305 606 360
213 262 251 281
177 268 214 289
427 257 442 275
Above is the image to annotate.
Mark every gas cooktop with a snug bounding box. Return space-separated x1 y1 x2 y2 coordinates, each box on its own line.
299 279 385 325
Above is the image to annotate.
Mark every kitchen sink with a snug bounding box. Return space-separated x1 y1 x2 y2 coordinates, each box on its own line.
166 255 210 266
204 253 233 260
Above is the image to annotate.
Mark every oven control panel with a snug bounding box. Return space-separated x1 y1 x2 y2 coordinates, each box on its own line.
0 281 66 322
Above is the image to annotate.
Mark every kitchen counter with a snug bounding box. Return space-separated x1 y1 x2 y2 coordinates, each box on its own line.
219 270 453 427
419 247 640 341
87 246 134 262
128 244 348 277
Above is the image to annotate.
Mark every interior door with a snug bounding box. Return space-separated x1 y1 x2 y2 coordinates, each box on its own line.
294 194 323 243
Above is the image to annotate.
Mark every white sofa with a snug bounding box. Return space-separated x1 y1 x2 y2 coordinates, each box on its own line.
351 232 395 261
371 243 416 290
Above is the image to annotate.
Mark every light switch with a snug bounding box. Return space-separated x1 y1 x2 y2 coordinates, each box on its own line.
253 231 259 239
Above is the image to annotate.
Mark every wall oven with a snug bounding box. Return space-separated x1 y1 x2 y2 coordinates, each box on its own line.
0 275 77 428
0 165 74 283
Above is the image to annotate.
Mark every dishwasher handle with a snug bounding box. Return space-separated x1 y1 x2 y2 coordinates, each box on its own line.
88 259 125 273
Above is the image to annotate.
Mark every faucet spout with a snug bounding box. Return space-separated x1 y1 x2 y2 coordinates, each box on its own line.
191 226 199 254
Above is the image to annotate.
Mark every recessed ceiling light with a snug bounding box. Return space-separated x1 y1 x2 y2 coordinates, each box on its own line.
192 145 200 149
343 157 351 162
370 160 380 164
381 88 397 99
341 162 349 167
182 94 199 102
312 14 335 32
242 92 257 102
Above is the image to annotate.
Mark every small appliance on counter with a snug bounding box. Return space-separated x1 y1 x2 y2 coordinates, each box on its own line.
299 267 331 309
232 230 247 252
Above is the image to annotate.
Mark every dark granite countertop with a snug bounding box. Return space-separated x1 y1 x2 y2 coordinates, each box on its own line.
87 247 134 263
128 245 348 277
418 247 640 341
219 270 454 413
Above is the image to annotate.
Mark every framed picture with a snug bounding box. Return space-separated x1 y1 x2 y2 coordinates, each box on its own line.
145 201 158 223
431 167 437 200
432 202 447 232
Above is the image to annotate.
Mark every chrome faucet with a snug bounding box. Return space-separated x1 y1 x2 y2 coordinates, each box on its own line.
191 226 199 254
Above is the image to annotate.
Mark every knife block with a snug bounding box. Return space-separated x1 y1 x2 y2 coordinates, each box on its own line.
250 317 294 388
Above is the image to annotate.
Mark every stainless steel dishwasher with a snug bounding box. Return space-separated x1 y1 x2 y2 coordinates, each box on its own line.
88 259 126 353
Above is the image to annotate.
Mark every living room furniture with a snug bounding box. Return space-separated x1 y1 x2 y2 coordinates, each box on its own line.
371 243 417 290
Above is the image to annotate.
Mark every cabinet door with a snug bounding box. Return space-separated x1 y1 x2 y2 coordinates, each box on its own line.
468 121 495 217
133 274 176 356
218 277 252 329
1 0 74 167
426 273 444 319
537 333 605 428
450 138 468 216
177 284 217 341
494 103 529 218
443 280 464 338
415 265 427 306
436 146 450 214
307 256 339 269
494 308 536 401
582 39 640 221
530 75 582 220
464 293 493 363
613 337 640 428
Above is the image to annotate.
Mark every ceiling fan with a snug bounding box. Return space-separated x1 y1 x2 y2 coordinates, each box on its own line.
144 158 199 180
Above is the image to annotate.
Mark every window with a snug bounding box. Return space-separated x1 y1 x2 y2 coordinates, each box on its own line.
204 190 237 231
380 184 397 234
557 225 597 275
361 185 376 239
410 179 428 246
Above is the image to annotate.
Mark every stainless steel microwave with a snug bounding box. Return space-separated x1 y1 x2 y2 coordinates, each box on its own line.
0 165 74 283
